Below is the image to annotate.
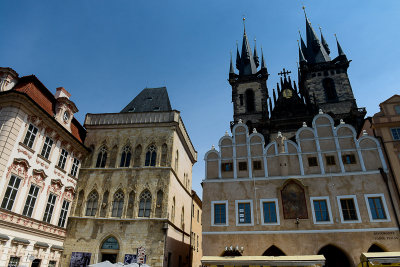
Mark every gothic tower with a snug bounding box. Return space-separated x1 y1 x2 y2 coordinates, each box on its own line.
228 25 269 137
298 13 366 130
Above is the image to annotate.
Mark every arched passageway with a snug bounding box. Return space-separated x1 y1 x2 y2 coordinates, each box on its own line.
318 245 351 267
368 244 386 252
262 245 286 256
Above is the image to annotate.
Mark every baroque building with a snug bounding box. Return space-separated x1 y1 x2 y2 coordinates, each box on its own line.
202 14 400 267
62 87 198 267
0 67 87 267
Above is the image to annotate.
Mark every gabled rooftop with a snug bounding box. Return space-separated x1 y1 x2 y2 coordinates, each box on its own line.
121 87 172 113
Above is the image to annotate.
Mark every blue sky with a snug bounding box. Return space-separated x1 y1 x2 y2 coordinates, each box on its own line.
1 1 400 196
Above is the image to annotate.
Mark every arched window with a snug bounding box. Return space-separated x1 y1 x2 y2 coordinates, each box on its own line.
161 144 168 166
145 145 157 166
85 191 98 216
323 78 338 101
175 150 179 171
100 236 119 263
155 190 163 218
100 191 109 217
127 191 135 218
111 191 124 217
120 145 132 167
74 190 84 216
96 146 108 168
171 197 175 222
245 89 255 112
133 145 142 167
138 190 152 217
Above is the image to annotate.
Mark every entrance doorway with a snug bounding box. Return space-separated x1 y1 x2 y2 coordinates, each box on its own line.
31 259 41 267
262 245 286 256
318 245 351 267
100 236 120 264
101 254 117 263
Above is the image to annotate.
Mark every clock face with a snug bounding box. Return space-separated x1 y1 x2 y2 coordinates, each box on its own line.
63 111 70 122
283 89 293 99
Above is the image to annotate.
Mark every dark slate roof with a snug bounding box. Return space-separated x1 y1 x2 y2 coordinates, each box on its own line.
121 87 172 113
12 237 30 245
35 241 49 248
0 234 9 241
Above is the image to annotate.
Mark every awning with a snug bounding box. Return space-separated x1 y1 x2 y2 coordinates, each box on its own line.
34 242 49 248
0 234 9 241
50 245 64 251
11 237 30 245
360 252 400 266
201 255 326 267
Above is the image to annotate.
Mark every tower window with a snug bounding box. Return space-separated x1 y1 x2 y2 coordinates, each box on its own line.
245 89 255 113
322 78 338 102
239 94 243 106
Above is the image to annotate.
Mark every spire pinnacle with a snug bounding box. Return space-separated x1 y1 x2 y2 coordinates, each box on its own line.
261 47 267 70
253 37 259 68
304 12 331 63
335 34 346 56
302 6 307 19
319 26 330 55
229 50 235 74
298 40 307 63
236 41 241 70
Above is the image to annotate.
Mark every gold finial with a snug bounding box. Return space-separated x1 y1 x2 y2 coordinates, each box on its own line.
242 16 246 32
334 33 338 41
302 5 307 18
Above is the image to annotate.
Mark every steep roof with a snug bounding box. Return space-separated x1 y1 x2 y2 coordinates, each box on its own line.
12 75 86 143
121 87 172 113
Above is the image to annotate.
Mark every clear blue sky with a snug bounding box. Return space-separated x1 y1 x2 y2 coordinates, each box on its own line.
1 1 399 196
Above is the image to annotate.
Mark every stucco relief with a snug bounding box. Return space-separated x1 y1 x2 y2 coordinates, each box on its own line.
7 158 31 185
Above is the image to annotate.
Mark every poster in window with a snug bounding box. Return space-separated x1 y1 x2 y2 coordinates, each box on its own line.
70 252 91 267
281 181 308 219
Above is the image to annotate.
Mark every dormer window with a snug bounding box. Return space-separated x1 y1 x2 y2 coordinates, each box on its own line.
153 107 160 111
63 111 70 122
147 97 153 100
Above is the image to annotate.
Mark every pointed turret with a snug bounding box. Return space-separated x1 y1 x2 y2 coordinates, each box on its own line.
299 46 307 63
235 43 241 70
319 27 330 55
273 89 277 104
269 97 273 114
229 52 235 74
261 48 267 70
304 15 330 63
335 34 346 56
253 38 259 68
299 33 308 60
236 27 258 76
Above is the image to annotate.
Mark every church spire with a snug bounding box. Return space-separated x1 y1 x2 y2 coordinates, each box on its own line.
335 34 346 56
235 42 241 70
261 47 267 71
236 18 258 76
298 40 307 63
253 38 259 68
319 27 330 55
303 7 330 63
229 51 235 74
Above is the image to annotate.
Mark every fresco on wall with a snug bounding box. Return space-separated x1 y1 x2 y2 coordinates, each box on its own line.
281 181 308 219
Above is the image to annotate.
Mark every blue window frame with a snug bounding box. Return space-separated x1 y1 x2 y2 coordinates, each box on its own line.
214 203 226 224
391 128 400 140
313 199 330 222
263 202 277 223
238 202 251 224
368 197 387 220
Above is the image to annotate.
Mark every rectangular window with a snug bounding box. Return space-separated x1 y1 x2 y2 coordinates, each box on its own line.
253 160 262 170
325 155 336 165
237 201 252 225
197 209 199 223
313 200 330 222
48 261 57 267
23 124 38 149
40 136 53 159
22 184 40 217
365 194 390 222
221 163 233 172
43 193 57 223
308 157 318 167
395 105 400 115
342 154 356 164
262 201 277 223
70 158 80 177
8 257 20 267
337 195 361 223
391 128 400 141
1 175 22 210
58 200 70 227
238 161 247 171
58 149 68 169
213 203 226 225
